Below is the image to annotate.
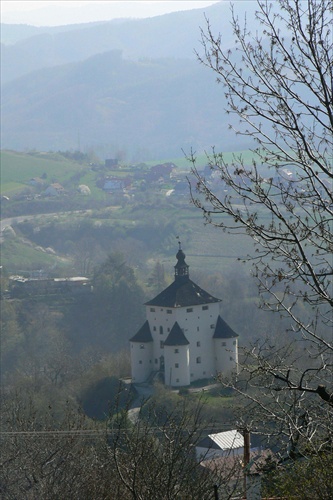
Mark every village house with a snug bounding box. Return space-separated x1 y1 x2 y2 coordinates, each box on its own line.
130 245 239 387
44 183 65 196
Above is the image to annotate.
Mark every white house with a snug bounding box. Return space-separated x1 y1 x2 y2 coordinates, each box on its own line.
130 245 239 387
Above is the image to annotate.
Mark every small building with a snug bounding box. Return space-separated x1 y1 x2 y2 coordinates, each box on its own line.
44 183 65 197
130 245 239 387
196 430 244 461
105 158 119 169
103 179 125 192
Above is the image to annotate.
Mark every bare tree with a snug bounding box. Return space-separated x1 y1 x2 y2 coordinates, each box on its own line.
190 0 333 453
109 398 219 499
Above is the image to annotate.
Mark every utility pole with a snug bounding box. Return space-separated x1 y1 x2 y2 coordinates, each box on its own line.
243 428 250 499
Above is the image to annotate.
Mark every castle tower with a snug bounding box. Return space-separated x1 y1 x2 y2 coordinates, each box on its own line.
130 244 239 386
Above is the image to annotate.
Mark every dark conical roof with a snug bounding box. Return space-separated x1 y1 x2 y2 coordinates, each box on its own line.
130 320 153 343
213 315 238 339
164 322 189 346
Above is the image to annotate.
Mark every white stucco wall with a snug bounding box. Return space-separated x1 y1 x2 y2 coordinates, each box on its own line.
146 302 223 384
130 341 153 383
214 337 238 375
164 344 190 387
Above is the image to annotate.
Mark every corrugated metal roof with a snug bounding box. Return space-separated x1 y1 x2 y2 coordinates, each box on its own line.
208 430 244 450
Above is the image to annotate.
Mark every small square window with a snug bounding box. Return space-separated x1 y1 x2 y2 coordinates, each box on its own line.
210 324 215 329
186 308 193 313
150 307 155 312
233 340 237 345
196 341 201 347
202 305 209 310
230 356 233 361
174 349 179 353
222 342 226 346
139 360 142 364
176 378 179 383
175 363 179 368
167 328 170 332
153 326 156 331
140 344 145 349
167 309 172 314
196 357 201 364
160 341 164 349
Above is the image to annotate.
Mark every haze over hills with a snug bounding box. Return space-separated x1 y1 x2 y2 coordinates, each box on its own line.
0 2 258 160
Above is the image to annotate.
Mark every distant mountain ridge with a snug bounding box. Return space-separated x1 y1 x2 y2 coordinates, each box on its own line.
0 2 261 159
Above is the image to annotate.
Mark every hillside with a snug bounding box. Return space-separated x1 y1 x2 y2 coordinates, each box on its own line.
0 2 258 159
1 3 258 83
1 52 246 160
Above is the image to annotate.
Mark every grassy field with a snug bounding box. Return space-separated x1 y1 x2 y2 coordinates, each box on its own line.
1 237 69 272
147 149 260 170
0 150 87 194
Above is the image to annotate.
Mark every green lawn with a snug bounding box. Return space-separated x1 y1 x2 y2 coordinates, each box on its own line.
1 150 87 194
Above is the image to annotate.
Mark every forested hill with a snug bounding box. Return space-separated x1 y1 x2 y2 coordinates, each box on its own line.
1 3 258 82
1 52 246 160
0 1 257 159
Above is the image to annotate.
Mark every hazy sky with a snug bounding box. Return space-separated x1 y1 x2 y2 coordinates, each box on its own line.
1 1 221 26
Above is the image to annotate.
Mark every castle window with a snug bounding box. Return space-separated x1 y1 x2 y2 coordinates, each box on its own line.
160 341 164 349
202 305 209 310
159 326 163 335
222 342 226 346
153 326 156 331
210 324 215 329
176 378 179 383
139 360 142 364
175 363 179 368
197 327 200 332
174 349 179 353
140 344 145 349
196 357 201 364
186 308 193 313
196 341 201 347
167 309 172 314
167 328 170 332
233 340 237 345
150 308 155 312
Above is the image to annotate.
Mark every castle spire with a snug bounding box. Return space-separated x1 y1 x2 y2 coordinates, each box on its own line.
174 241 189 281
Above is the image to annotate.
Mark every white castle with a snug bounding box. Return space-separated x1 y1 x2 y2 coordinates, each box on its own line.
130 245 239 387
